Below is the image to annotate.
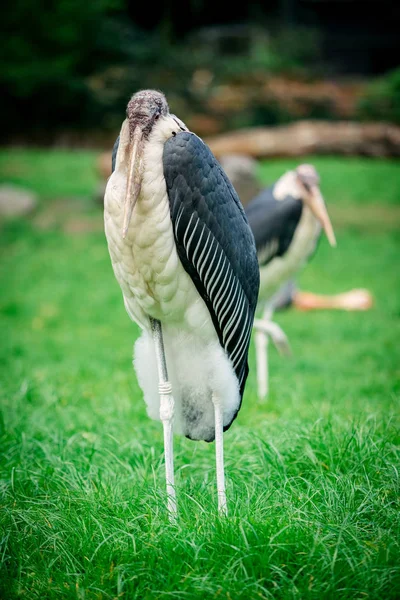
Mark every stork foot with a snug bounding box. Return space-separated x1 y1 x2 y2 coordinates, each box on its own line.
253 318 291 356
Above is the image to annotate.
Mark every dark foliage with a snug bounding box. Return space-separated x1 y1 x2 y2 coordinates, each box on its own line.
0 0 133 140
357 67 400 125
2 0 399 141
0 1 325 141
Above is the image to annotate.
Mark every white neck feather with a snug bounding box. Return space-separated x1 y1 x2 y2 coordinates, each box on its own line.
149 115 187 146
274 170 303 201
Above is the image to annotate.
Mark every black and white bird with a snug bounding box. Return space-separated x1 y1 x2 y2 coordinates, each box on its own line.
245 164 336 399
104 90 259 518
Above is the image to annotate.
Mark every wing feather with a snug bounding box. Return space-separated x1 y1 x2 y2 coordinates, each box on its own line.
246 186 303 266
163 132 259 402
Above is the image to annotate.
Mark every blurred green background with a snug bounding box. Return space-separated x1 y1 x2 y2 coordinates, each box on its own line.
1 2 400 599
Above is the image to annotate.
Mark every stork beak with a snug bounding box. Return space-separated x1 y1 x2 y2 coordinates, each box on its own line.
308 186 337 247
122 125 144 238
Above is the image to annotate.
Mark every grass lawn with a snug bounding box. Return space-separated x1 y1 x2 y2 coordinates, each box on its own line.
0 150 399 599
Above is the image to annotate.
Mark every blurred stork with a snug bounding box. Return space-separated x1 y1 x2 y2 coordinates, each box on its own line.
104 90 259 518
245 165 336 399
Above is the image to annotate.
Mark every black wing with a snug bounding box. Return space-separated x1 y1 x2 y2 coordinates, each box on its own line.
111 136 120 173
163 132 259 410
245 186 303 266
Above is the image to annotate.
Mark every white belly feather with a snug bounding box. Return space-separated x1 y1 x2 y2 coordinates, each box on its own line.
104 119 240 440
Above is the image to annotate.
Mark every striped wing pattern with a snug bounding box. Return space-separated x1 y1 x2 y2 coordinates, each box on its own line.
163 132 259 398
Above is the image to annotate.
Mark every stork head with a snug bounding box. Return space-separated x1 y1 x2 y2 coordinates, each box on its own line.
126 90 169 139
122 90 169 237
296 164 336 247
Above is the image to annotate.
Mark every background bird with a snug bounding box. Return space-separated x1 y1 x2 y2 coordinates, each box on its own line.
244 164 336 399
104 89 259 518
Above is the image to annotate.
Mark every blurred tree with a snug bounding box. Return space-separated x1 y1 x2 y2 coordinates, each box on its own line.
2 0 398 141
357 67 400 125
0 0 132 140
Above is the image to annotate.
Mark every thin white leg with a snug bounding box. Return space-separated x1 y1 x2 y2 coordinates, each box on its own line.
213 395 227 516
150 318 177 520
254 303 273 401
253 303 291 400
255 327 269 400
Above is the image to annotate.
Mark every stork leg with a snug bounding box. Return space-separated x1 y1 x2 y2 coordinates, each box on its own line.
253 304 291 400
253 304 273 401
150 317 177 520
212 395 228 516
255 323 269 400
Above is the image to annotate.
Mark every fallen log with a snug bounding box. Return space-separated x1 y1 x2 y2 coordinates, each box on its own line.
95 120 400 197
205 120 400 159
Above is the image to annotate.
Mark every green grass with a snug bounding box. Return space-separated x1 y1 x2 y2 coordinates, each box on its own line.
0 150 400 599
0 149 98 201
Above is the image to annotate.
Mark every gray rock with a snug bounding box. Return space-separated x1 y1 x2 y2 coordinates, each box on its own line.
0 185 38 218
219 154 261 206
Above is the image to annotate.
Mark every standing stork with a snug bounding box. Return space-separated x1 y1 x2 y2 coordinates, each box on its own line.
245 164 336 399
104 90 259 518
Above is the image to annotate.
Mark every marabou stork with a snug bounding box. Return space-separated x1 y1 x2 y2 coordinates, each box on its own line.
245 164 336 399
104 90 259 518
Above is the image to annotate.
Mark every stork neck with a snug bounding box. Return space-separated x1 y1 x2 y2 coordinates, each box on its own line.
274 171 301 201
299 203 322 241
149 115 182 146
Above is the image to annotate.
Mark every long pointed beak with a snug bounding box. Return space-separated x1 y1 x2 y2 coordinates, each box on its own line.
308 187 337 247
122 126 144 238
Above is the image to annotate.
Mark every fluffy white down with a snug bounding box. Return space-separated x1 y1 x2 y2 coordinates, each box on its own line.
135 328 240 441
104 115 241 441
